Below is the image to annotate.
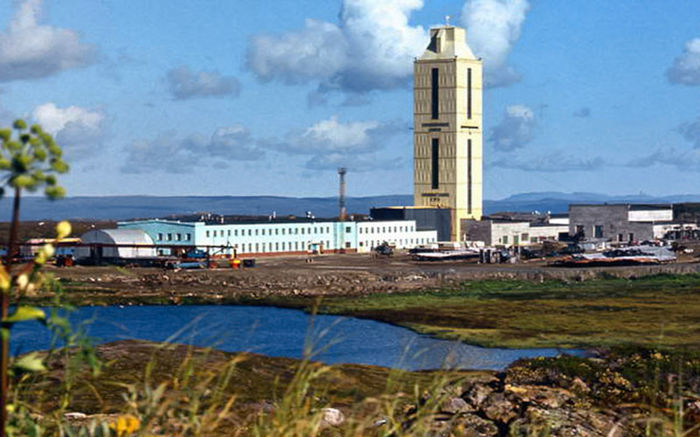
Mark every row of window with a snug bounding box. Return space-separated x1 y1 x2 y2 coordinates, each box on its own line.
358 237 434 248
575 224 636 242
358 225 415 234
157 232 192 242
429 67 472 120
206 226 333 239
236 240 332 254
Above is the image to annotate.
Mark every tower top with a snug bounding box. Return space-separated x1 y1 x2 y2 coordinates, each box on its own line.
418 25 477 61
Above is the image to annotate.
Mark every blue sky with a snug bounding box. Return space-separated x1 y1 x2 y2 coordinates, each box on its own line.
0 0 698 200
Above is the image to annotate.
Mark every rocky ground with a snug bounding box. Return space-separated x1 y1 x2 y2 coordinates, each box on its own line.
21 341 700 436
24 253 700 305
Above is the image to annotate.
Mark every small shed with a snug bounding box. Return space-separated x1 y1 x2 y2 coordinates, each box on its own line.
75 229 156 262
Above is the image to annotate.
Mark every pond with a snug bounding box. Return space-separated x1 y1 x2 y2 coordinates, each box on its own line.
12 305 578 370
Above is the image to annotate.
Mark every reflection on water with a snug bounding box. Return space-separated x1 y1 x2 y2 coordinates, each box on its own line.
11 305 579 370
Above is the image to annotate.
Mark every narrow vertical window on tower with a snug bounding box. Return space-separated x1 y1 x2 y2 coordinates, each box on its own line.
431 68 439 119
467 68 472 119
431 138 439 189
467 139 472 214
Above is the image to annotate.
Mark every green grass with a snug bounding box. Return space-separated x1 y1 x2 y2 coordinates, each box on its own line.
266 274 700 350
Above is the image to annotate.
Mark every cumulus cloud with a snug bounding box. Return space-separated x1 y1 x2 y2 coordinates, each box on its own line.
32 103 105 160
247 0 529 95
166 66 241 99
247 0 427 94
247 19 348 85
488 104 536 151
492 150 604 172
121 125 262 174
667 38 700 86
0 0 94 82
261 115 406 171
573 107 591 118
460 0 530 88
628 147 700 171
678 116 700 148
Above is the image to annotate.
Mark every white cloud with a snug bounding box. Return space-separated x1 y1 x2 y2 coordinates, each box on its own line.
460 0 530 88
166 66 241 99
488 104 535 151
122 125 262 174
295 116 381 153
247 0 427 93
0 0 94 82
247 0 530 94
33 103 105 159
667 38 700 86
261 115 406 171
33 102 102 134
247 19 348 85
492 150 604 172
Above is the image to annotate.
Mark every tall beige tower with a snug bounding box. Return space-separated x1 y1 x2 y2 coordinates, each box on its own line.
413 25 483 241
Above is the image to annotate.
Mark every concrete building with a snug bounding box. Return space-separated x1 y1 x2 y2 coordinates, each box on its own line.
461 219 568 247
118 218 437 257
370 206 452 241
413 25 483 241
568 204 677 243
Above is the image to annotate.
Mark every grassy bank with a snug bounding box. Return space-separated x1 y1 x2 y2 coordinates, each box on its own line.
22 271 700 351
264 274 700 350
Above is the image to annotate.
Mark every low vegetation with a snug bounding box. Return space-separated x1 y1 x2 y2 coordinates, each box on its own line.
262 274 700 350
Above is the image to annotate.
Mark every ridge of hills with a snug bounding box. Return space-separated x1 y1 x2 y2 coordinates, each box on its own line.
0 193 699 222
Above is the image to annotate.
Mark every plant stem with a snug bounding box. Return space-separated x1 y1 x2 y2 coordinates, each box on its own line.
1 186 21 437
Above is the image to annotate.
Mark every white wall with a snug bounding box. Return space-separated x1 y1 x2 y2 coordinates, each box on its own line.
491 222 531 247
356 221 437 253
628 209 673 222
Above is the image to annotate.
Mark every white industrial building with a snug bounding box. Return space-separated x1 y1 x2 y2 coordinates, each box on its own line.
118 218 438 257
75 229 157 261
461 219 569 247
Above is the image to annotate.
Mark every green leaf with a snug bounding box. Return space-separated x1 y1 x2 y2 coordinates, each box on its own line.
3 306 46 326
12 174 34 189
0 129 10 142
13 119 27 130
45 185 66 199
13 353 46 373
50 159 68 173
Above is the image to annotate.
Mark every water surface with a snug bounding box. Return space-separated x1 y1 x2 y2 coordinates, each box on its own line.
12 305 577 370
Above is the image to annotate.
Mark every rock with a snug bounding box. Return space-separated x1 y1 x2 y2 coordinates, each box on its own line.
464 383 494 407
64 412 87 420
441 396 473 414
320 407 345 427
372 417 388 428
449 414 499 436
571 377 590 394
482 392 519 424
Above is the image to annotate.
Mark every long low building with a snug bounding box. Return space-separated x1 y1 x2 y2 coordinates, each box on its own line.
461 218 569 247
569 204 697 243
118 217 437 256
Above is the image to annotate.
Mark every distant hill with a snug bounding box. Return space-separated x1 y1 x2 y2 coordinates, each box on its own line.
1 192 700 222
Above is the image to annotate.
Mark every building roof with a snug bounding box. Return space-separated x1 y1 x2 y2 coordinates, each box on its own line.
122 214 411 227
570 203 672 210
418 26 478 61
81 229 154 245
